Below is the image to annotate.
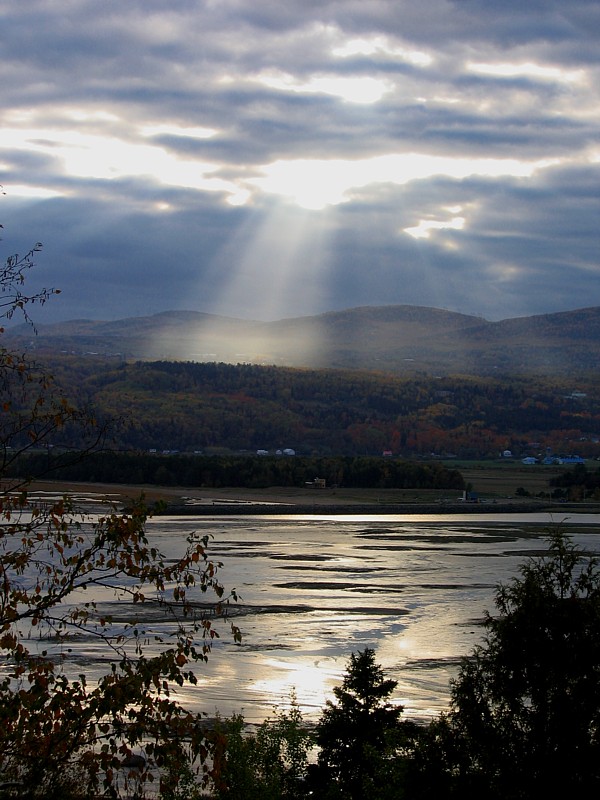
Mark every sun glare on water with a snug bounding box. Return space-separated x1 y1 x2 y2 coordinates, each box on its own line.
248 658 335 713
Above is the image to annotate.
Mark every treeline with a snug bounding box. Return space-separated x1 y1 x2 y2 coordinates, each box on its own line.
550 462 600 499
10 451 465 491
29 356 600 458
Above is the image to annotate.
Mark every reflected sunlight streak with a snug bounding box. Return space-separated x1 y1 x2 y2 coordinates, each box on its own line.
249 658 334 712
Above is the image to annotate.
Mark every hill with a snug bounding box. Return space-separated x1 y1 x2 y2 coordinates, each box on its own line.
7 358 599 460
6 305 600 376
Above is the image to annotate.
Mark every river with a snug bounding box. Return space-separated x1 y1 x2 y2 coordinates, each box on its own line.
116 511 599 725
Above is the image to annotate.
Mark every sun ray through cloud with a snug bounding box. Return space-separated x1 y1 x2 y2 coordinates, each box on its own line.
151 202 335 363
0 1 598 323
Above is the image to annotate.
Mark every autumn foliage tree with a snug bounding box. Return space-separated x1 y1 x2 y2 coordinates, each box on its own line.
0 227 239 797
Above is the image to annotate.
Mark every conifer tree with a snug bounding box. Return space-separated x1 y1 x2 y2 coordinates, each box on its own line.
309 648 414 799
411 530 600 798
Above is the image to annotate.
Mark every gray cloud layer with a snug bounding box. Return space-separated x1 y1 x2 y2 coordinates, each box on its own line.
1 0 599 323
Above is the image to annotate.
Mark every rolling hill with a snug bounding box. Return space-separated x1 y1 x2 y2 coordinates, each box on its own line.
5 305 600 376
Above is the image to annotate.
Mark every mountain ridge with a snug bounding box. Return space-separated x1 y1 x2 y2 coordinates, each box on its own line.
4 304 600 376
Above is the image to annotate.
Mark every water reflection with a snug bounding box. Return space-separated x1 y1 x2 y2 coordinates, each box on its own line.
140 513 600 723
30 512 600 724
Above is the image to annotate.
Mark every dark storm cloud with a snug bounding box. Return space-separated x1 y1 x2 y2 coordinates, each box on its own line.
1 0 598 324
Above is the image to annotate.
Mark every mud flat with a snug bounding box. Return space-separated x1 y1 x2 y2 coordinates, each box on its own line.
12 480 600 517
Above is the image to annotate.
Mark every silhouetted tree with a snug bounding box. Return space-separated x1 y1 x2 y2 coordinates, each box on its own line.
309 648 415 799
211 694 310 800
410 530 600 798
0 224 240 797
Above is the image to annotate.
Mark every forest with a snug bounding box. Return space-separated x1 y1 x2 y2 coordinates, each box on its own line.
9 451 465 492
14 355 600 460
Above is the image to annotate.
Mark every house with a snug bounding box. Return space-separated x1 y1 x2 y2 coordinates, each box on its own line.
557 455 585 464
306 477 326 489
461 490 479 502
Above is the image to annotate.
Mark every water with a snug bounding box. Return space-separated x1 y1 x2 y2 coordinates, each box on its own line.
15 508 599 724
128 511 600 724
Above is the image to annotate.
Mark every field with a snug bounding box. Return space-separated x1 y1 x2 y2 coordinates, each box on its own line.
17 461 576 509
457 462 565 499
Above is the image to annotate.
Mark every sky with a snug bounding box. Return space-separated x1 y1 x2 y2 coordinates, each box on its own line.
1 0 600 325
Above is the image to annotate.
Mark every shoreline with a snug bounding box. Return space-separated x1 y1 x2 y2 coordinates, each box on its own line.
11 480 600 517
162 501 600 516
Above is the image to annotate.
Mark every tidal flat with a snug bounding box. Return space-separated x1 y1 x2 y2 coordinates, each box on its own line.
36 505 600 724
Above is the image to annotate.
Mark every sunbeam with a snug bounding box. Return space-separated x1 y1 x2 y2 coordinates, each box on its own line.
150 203 334 364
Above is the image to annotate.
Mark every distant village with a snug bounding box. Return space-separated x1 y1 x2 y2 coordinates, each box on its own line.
502 450 587 466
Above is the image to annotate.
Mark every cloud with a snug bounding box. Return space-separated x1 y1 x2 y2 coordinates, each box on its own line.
1 0 599 325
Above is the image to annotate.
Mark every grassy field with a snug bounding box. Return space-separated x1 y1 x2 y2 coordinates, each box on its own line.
15 461 570 508
456 462 565 499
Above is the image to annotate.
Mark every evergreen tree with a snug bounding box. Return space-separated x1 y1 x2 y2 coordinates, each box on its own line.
410 530 600 798
309 648 415 800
